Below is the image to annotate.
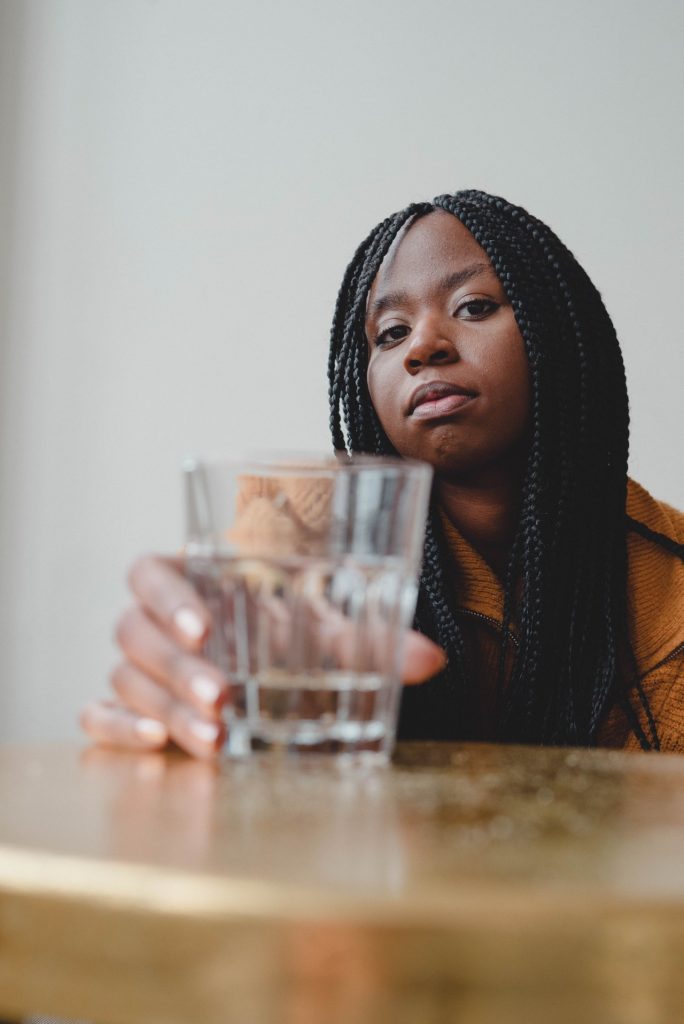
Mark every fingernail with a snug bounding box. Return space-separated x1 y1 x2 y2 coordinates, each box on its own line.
190 675 222 707
174 606 205 641
190 720 220 744
135 718 167 743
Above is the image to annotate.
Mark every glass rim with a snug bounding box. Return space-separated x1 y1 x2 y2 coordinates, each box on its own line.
182 450 433 480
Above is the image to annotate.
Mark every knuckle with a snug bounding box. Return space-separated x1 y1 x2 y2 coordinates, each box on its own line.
79 700 104 735
78 704 94 733
114 607 141 651
127 553 156 593
109 662 132 700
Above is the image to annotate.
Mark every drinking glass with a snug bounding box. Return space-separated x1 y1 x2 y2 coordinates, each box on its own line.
183 453 432 763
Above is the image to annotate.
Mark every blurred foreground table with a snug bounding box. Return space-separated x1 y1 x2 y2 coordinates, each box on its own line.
0 742 684 1024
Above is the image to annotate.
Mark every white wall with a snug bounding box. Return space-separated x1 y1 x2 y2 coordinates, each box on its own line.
1 0 683 741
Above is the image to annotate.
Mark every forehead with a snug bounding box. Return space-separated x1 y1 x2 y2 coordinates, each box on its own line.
368 210 491 305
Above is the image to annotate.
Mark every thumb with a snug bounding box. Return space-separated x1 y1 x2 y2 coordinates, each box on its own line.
401 631 446 685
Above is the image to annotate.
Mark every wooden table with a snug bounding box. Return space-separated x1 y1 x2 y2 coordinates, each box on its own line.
0 742 683 1024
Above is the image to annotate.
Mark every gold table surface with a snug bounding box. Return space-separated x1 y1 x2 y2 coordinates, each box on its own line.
1 741 684 1024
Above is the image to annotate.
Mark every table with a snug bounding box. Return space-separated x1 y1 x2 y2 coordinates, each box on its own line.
0 742 683 1024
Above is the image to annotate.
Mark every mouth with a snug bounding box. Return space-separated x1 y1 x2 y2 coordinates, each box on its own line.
408 380 477 420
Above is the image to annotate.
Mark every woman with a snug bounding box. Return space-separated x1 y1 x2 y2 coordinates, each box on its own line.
81 190 684 756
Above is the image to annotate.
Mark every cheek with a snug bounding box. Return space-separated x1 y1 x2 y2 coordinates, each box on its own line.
488 336 531 432
367 357 398 428
476 330 530 435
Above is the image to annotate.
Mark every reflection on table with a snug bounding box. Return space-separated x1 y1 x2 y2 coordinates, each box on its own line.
0 741 683 1023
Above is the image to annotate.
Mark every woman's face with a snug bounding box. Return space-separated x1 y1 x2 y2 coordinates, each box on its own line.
365 211 531 478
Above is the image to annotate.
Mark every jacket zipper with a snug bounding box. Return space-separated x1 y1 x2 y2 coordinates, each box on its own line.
456 607 520 650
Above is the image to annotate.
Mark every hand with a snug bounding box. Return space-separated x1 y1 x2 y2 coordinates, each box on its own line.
80 555 446 758
81 555 228 759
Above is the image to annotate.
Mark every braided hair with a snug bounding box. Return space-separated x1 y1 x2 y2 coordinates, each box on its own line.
328 189 684 749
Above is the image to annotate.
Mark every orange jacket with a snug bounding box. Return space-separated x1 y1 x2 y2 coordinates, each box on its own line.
440 480 684 752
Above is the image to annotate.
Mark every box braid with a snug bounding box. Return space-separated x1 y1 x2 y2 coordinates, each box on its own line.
327 189 684 749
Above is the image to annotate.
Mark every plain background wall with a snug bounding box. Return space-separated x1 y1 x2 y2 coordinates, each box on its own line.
1 0 682 741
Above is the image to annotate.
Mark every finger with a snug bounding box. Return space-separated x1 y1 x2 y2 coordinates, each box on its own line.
128 554 211 651
401 632 447 684
115 607 228 718
303 599 445 683
80 699 169 750
111 662 226 759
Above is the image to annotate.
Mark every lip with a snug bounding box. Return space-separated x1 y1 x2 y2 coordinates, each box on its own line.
407 380 477 419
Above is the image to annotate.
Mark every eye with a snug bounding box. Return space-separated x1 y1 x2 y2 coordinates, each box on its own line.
375 324 410 348
456 298 499 320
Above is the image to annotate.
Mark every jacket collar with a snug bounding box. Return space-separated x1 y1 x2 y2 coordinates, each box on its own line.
438 479 684 674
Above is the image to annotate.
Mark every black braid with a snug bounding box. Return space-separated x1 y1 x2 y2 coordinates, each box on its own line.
627 516 684 559
326 189 680 749
328 203 433 454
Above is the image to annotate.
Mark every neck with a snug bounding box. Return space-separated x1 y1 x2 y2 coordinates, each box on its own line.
435 464 523 579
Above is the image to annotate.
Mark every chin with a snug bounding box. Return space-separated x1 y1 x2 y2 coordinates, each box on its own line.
421 433 483 473
390 439 482 477
430 453 484 478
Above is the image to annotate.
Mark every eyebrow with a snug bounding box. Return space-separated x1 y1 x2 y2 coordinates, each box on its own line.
368 262 494 320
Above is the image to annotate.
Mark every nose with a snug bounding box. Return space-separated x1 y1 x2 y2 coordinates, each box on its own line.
403 315 459 373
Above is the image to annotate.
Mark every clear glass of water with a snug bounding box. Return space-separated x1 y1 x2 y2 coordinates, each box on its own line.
183 453 432 764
